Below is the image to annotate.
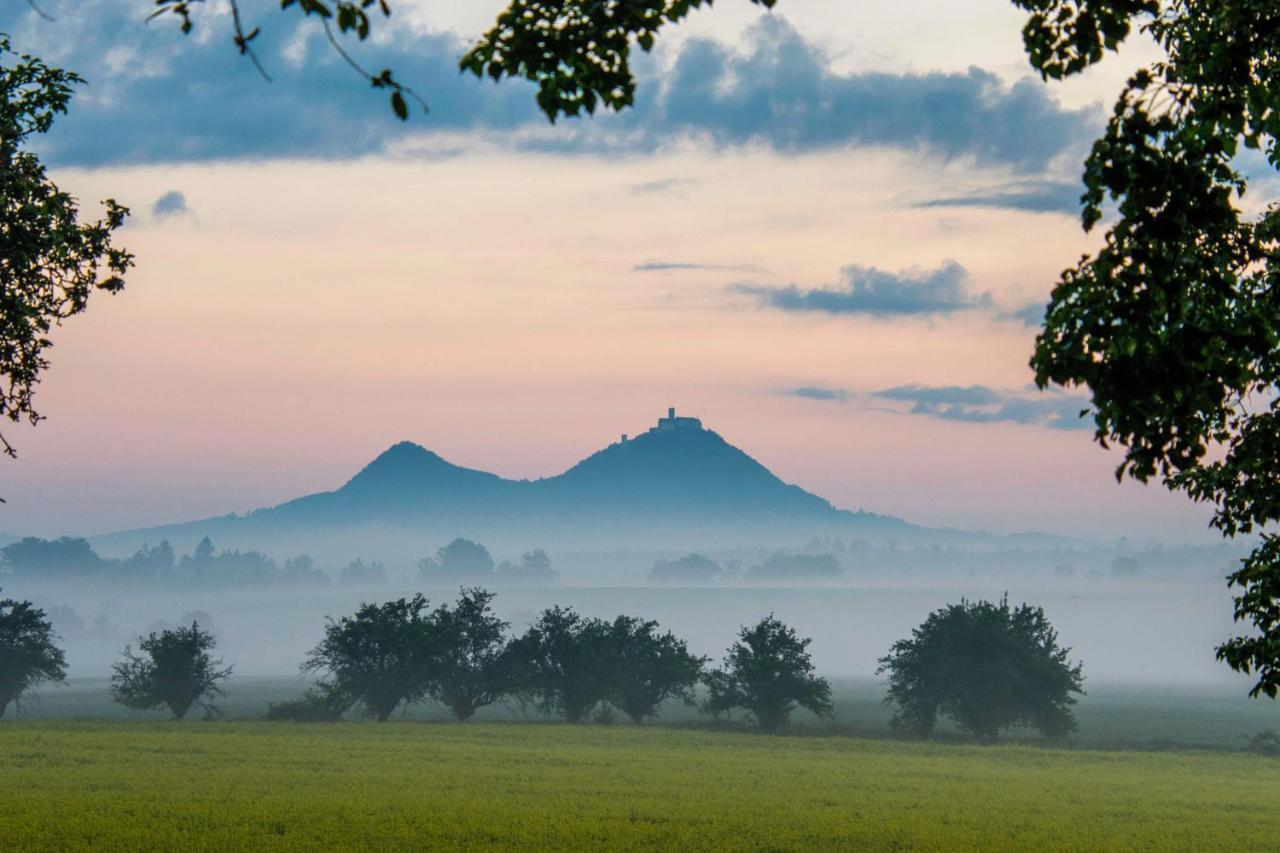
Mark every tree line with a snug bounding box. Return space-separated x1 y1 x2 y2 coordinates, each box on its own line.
0 536 555 588
2 588 1084 740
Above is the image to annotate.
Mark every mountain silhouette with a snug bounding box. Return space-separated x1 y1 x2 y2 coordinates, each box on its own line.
98 408 914 551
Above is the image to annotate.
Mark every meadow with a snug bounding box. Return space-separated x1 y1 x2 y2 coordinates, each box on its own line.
2 721 1279 850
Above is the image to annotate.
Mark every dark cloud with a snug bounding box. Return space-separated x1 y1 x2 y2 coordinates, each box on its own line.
733 260 991 317
151 190 188 218
874 384 1091 431
19 6 1097 169
916 181 1083 214
787 386 850 401
643 18 1096 171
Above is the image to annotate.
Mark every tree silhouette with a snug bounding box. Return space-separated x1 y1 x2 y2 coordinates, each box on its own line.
0 36 131 463
1015 1 1280 698
606 616 705 723
509 606 614 723
878 596 1084 741
422 588 517 721
703 615 832 733
303 595 433 721
0 593 67 718
110 622 232 720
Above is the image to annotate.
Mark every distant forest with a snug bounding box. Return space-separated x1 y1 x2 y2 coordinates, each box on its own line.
0 534 1247 588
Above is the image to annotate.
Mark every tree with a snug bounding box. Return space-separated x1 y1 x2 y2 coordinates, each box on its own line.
703 615 832 733
648 553 723 584
302 595 433 721
0 36 131 462
495 550 557 585
877 596 1084 741
110 622 232 720
422 588 517 721
0 536 103 577
338 557 387 585
1013 2 1280 697
508 606 614 723
606 616 705 723
418 539 495 582
265 683 352 722
0 593 67 718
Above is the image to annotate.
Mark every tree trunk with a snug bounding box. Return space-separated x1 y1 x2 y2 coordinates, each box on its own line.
0 695 10 720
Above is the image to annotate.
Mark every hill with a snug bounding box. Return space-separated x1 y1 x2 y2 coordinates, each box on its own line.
94 408 921 554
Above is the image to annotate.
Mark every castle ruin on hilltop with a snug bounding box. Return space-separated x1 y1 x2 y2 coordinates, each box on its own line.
619 407 703 444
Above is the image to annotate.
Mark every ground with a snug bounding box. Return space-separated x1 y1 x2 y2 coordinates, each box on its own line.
3 721 1278 850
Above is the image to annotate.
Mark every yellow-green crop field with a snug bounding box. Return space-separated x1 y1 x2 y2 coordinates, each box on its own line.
2 722 1278 851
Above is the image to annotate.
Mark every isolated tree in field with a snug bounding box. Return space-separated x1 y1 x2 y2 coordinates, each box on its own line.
703 615 832 733
878 597 1084 742
509 606 614 723
303 595 433 721
606 616 705 723
423 588 517 722
0 593 67 719
111 622 232 720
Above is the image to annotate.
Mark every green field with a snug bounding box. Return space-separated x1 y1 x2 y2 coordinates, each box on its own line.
3 721 1279 850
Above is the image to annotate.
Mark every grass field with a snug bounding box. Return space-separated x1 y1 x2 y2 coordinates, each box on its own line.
3 721 1279 850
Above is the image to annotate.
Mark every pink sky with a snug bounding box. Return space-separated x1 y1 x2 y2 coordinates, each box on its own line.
1 1 1217 541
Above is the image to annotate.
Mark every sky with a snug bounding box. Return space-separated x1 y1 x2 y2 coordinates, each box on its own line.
0 0 1221 541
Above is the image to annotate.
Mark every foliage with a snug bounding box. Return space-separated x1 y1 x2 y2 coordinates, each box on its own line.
338 557 387 585
605 615 705 723
1014 1 1280 697
302 595 433 721
110 622 232 720
0 535 324 588
744 552 843 581
265 684 352 722
418 538 495 581
0 536 103 577
0 35 132 461
462 0 778 120
422 588 517 721
703 614 832 732
1246 729 1280 757
508 606 614 722
144 1 778 121
649 553 722 584
878 596 1084 741
495 549 557 585
0 593 66 718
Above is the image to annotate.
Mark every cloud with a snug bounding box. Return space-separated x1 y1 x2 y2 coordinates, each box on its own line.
874 384 1091 431
1002 301 1047 326
20 6 1097 170
635 261 760 273
915 181 1083 215
786 386 850 401
733 260 991 317
151 190 189 218
631 178 698 195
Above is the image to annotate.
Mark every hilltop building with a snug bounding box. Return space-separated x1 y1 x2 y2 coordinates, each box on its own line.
619 407 704 444
655 406 702 432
